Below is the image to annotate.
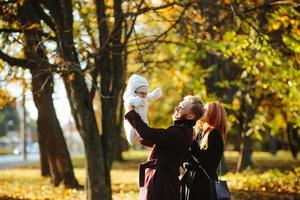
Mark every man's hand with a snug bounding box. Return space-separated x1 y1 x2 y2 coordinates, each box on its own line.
129 105 135 110
126 104 135 111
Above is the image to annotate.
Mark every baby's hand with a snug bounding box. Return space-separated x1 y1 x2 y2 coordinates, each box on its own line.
151 88 162 98
147 88 162 102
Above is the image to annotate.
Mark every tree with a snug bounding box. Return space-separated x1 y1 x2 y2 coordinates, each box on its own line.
1 0 299 198
19 1 81 187
127 0 300 171
0 0 81 188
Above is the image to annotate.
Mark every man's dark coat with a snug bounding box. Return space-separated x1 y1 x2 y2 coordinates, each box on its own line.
125 110 194 200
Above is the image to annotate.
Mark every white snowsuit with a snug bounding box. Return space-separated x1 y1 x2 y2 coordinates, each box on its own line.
123 74 162 145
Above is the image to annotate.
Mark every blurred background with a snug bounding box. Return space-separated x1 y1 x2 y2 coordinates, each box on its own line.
0 0 299 199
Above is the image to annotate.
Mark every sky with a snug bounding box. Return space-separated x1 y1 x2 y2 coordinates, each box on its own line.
1 0 165 126
4 72 73 126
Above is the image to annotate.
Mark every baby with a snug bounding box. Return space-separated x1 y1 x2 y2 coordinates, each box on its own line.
123 74 162 145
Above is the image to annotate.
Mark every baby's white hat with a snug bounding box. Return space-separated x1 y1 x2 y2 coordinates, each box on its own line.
127 74 149 93
135 85 148 93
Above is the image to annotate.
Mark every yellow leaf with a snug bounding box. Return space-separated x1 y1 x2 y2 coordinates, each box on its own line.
272 22 281 30
289 19 296 25
223 0 231 4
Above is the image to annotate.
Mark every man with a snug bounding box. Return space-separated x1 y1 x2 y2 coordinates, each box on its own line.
125 96 205 200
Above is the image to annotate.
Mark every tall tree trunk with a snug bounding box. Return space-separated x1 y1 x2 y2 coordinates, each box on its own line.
38 132 50 177
18 0 80 188
286 122 299 159
31 71 80 187
236 88 256 172
62 74 111 199
95 0 125 169
112 0 124 163
114 94 125 161
236 131 253 172
38 0 112 199
269 134 277 156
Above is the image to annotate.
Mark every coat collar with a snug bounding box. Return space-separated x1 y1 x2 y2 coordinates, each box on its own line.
174 119 196 128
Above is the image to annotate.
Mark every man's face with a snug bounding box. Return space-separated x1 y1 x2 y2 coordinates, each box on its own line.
172 100 193 121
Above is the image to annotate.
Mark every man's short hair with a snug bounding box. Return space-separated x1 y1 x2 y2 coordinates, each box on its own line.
184 96 205 121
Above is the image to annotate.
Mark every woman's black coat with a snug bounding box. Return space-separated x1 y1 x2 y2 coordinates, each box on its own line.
180 129 224 200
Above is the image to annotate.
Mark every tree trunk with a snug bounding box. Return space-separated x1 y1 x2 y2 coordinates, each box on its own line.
62 75 111 199
31 70 81 188
112 0 124 163
236 131 253 172
95 0 125 168
38 132 50 177
236 110 254 172
269 134 277 156
18 0 80 188
286 122 298 159
114 95 125 161
38 0 112 198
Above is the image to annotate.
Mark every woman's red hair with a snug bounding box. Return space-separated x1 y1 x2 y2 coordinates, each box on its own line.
197 102 227 149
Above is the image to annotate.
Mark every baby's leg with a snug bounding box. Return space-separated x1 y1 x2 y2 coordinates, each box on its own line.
124 120 141 145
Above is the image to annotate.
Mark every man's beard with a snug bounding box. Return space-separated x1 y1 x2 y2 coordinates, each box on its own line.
172 113 188 121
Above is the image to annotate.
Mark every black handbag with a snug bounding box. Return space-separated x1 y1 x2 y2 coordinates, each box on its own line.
192 156 231 200
209 179 231 200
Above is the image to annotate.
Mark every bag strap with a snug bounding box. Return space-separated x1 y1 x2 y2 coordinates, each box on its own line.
191 154 224 181
191 155 212 181
218 160 222 178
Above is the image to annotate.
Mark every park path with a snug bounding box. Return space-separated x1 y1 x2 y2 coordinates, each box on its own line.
0 154 39 169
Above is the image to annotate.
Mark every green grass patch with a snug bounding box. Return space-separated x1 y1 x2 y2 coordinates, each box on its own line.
224 150 300 172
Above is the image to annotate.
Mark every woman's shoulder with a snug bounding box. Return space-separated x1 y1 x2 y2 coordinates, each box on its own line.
208 129 223 141
210 128 220 135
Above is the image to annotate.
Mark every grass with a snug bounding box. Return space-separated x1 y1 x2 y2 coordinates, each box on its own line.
0 165 139 200
224 150 300 172
0 150 299 200
0 147 13 155
0 150 144 200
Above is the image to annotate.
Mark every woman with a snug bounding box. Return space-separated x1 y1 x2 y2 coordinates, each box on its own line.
180 101 227 200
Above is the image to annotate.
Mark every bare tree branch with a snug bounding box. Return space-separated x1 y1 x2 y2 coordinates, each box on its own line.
0 50 30 68
89 66 98 103
0 28 55 40
125 2 176 17
123 0 144 46
0 49 61 73
32 1 57 33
